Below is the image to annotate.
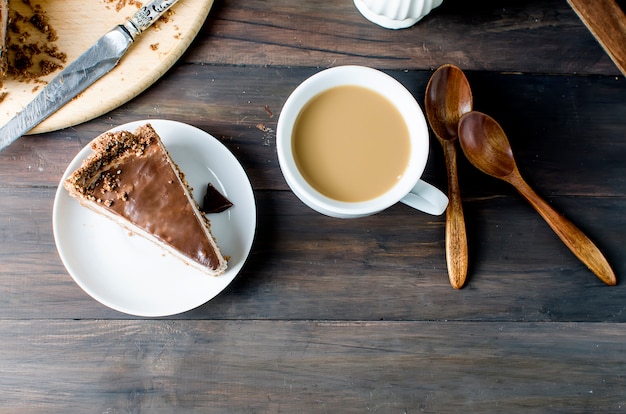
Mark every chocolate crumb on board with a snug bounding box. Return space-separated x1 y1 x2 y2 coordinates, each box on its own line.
202 183 233 214
102 0 143 13
5 1 66 83
29 10 56 42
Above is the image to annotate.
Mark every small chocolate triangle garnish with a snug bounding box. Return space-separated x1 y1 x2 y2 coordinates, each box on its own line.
202 182 233 214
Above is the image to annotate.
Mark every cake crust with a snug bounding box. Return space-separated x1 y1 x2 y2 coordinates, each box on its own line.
0 0 8 80
64 124 228 277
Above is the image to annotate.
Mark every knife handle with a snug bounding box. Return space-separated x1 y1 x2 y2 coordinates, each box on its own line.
123 0 180 38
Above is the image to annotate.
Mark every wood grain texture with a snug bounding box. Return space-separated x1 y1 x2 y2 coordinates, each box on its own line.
2 320 626 413
1 1 625 411
0 0 214 133
442 140 469 289
568 0 626 76
458 111 616 285
0 67 624 193
189 0 622 75
511 171 616 286
425 64 473 289
1 187 624 321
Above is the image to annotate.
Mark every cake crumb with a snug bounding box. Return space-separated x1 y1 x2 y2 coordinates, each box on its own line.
103 0 143 12
29 11 56 42
6 2 66 83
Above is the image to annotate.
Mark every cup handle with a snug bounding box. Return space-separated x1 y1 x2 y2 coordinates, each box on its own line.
400 180 448 215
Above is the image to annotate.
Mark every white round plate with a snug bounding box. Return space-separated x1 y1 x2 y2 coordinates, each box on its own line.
53 120 256 317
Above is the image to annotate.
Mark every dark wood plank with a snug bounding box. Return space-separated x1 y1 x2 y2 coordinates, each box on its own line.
1 186 623 321
462 71 626 197
1 1 626 410
2 319 625 413
189 0 621 75
567 0 626 76
1 67 624 194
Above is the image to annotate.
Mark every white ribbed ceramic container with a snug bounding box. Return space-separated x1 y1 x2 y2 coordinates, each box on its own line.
353 0 443 29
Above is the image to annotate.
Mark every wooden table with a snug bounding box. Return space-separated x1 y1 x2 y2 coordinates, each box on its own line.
2 0 625 411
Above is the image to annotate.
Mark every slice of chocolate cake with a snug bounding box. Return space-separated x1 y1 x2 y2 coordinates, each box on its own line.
64 123 227 277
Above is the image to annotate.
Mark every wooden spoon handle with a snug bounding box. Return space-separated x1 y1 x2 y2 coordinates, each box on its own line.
442 140 469 289
567 0 626 77
510 174 616 286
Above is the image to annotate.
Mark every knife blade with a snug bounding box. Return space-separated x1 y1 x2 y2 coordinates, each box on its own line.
0 0 180 151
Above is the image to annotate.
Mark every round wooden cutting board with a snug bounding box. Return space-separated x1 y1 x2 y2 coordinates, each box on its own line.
0 0 214 134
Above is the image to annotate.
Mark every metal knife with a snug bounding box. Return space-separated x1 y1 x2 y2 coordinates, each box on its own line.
0 0 180 151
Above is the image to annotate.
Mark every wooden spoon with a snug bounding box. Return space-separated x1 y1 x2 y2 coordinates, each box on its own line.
425 64 473 289
458 111 616 286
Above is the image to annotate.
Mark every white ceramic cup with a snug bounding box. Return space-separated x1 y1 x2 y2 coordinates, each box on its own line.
276 66 448 219
353 0 444 29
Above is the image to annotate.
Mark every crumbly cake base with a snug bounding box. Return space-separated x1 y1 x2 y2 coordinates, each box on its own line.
0 0 8 81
